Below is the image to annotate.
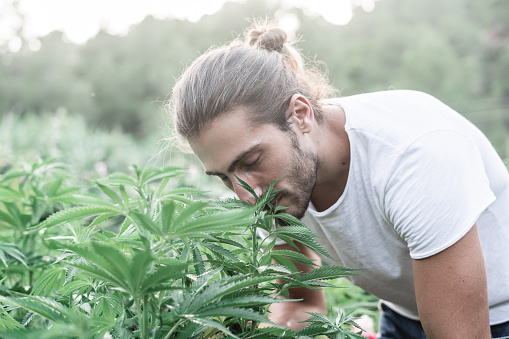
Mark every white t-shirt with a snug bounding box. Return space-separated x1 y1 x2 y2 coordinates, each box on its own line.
303 90 509 324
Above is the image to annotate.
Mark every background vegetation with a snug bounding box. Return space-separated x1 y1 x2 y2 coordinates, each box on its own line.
1 0 508 335
0 0 509 157
1 0 508 160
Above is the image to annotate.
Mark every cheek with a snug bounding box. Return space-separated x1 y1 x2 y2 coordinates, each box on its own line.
261 161 292 189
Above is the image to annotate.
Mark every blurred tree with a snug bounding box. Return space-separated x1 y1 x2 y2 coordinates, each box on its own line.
0 31 95 116
0 0 507 157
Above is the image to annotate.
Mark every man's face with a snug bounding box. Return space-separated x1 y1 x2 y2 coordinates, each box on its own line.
190 108 318 219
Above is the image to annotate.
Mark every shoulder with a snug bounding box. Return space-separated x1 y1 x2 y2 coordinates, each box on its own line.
328 90 466 148
324 90 438 105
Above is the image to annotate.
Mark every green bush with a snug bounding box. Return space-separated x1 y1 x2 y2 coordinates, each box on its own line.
0 159 370 338
0 110 165 177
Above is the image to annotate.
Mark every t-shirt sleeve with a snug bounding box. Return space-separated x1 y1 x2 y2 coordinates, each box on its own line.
384 130 495 259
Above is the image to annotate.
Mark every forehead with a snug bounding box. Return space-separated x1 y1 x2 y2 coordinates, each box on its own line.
190 109 280 173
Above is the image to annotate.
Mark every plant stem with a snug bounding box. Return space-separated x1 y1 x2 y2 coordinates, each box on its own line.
164 319 183 339
135 297 146 339
251 226 258 269
143 294 149 339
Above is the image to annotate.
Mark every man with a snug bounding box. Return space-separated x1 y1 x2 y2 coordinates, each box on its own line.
171 22 509 338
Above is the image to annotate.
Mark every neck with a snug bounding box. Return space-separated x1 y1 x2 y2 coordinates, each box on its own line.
310 104 350 212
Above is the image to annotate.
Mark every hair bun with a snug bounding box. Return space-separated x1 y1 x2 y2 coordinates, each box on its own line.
246 26 287 52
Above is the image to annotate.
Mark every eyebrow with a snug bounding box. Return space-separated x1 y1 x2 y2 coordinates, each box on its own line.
205 143 262 176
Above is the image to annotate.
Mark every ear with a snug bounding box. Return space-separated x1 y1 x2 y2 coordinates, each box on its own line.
288 94 314 133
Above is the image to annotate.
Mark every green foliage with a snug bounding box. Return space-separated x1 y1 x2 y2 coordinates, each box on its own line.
324 278 380 330
0 111 165 177
0 160 365 338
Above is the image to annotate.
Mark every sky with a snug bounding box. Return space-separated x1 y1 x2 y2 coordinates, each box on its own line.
0 0 378 52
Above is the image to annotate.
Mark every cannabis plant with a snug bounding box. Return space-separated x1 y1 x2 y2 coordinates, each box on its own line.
0 160 365 338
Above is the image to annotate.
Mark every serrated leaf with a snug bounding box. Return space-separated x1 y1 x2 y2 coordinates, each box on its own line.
64 244 130 290
0 210 19 229
138 166 184 186
0 305 22 330
31 267 65 297
33 205 123 230
257 264 292 274
180 274 276 314
291 280 338 289
90 242 132 286
68 262 127 292
172 206 256 238
196 307 281 327
88 212 117 229
118 217 133 237
272 226 333 260
259 252 274 267
214 275 282 300
161 201 176 234
202 242 240 262
129 248 154 292
0 243 28 267
173 321 204 339
119 185 129 208
192 246 206 275
0 296 66 323
274 213 307 227
271 250 318 267
155 176 171 198
140 264 186 293
302 311 334 326
210 198 249 210
0 186 21 202
100 172 137 186
51 193 114 206
258 177 284 205
165 187 206 196
96 183 122 205
188 317 239 339
0 170 29 183
128 211 162 236
198 295 288 310
3 203 22 228
296 266 358 282
0 251 6 268
234 174 259 202
295 324 330 337
47 178 63 197
171 201 209 231
59 280 94 297
161 195 194 205
208 236 247 250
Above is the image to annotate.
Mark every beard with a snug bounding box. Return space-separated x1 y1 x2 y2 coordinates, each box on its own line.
279 133 318 220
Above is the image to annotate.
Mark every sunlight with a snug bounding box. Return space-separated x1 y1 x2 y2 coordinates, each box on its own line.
301 0 354 25
2 0 379 45
15 0 231 44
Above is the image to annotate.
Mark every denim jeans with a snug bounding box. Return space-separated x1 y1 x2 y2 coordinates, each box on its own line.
378 303 509 339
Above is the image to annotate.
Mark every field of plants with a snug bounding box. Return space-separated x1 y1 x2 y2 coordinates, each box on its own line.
4 0 505 336
0 114 378 338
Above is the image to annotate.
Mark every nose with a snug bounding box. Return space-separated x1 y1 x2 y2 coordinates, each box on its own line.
232 176 262 205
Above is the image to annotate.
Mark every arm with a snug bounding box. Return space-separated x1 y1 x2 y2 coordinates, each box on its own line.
413 224 491 338
266 241 326 330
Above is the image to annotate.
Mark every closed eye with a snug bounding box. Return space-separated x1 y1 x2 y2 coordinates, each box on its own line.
244 156 260 167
